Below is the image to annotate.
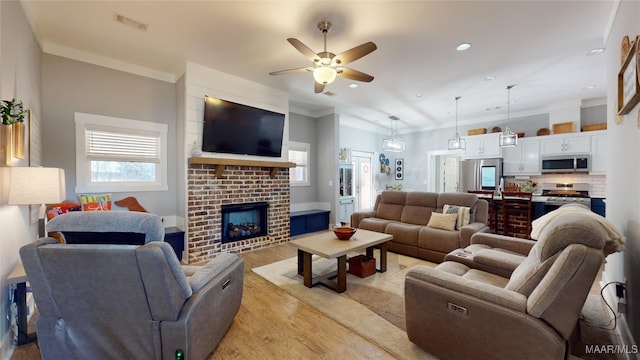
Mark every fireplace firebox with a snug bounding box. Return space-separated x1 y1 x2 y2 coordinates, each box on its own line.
221 202 269 243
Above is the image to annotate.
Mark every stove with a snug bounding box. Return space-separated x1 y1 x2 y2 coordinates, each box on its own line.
541 183 591 206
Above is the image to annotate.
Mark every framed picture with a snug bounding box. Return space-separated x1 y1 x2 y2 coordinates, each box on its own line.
617 36 640 116
395 158 404 180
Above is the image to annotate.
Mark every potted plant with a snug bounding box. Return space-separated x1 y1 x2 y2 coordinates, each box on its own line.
1 98 26 125
1 99 28 160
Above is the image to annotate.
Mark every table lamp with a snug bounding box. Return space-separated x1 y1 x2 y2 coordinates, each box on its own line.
8 167 66 237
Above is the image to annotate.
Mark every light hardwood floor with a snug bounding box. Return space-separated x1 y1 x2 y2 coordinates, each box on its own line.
11 243 397 360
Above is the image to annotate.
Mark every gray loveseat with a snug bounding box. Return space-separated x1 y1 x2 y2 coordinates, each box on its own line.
351 191 489 263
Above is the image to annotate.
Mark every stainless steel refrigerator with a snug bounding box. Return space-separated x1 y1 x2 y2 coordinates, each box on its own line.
460 158 503 192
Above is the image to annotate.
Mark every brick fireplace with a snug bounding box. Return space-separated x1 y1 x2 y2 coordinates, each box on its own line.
187 157 295 264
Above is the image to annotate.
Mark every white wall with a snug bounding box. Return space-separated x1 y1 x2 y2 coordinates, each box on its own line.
603 0 640 343
0 1 42 356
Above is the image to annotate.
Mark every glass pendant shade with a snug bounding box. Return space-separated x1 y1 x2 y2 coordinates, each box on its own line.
382 138 405 152
499 127 518 147
448 96 466 150
499 85 518 148
313 66 337 84
448 133 466 150
382 116 405 152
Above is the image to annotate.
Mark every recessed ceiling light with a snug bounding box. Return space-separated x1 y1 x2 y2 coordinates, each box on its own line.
416 93 423 98
348 83 358 88
484 75 496 81
586 48 605 56
456 43 472 51
583 84 597 90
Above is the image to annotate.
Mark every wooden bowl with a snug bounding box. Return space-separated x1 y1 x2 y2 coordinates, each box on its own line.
334 226 357 240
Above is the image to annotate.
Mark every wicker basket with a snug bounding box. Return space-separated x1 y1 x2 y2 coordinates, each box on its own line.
581 123 607 132
467 128 487 136
552 122 575 134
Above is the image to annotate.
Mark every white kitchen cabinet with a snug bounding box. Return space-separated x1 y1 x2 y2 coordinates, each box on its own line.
539 133 591 155
463 133 502 159
589 131 608 174
503 137 540 175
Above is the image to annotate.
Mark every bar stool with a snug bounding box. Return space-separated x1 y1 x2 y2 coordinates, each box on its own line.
468 190 497 233
501 191 533 239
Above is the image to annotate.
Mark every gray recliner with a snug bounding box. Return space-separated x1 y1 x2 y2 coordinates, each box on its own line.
404 211 613 359
20 238 244 360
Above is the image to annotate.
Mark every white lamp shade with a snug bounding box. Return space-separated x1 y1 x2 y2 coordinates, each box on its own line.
8 167 66 205
313 66 337 85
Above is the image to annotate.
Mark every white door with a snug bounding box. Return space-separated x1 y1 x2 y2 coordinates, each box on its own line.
443 156 460 192
352 151 374 211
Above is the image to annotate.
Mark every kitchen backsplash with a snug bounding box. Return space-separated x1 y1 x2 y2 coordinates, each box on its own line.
506 174 606 198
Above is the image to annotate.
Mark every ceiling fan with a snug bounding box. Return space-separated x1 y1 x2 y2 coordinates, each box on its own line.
269 21 377 93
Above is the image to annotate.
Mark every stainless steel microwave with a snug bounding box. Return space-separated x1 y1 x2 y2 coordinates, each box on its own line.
541 155 590 173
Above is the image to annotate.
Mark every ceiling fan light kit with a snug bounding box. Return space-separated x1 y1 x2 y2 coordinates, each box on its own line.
499 85 518 148
270 21 377 93
448 96 466 150
313 66 337 85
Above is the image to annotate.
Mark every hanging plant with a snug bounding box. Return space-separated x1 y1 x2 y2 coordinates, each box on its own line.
1 99 27 125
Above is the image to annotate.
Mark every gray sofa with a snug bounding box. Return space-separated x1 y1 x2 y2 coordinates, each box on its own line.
351 191 489 263
20 239 244 360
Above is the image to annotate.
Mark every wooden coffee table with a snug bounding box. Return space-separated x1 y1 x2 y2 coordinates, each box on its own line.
289 229 393 293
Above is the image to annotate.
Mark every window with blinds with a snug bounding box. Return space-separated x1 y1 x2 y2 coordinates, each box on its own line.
75 112 168 192
288 141 310 186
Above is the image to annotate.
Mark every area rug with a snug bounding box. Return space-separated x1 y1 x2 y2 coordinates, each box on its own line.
252 251 437 359
253 252 623 360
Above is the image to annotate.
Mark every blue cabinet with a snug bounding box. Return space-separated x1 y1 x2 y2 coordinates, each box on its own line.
290 210 330 236
533 202 546 220
591 198 606 217
164 227 185 261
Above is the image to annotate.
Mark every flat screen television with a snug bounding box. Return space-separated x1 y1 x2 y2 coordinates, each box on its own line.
202 96 285 157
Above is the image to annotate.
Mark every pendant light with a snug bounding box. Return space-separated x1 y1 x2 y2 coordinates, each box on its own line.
448 96 466 150
499 84 518 147
382 115 405 152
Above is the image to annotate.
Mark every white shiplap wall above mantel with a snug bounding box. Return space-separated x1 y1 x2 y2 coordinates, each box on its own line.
183 61 290 163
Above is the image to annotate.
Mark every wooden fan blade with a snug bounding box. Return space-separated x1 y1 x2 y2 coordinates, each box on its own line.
333 42 377 65
314 81 325 94
269 67 313 76
287 38 321 62
337 68 374 82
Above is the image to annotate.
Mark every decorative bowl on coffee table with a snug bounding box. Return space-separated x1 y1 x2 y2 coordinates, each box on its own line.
334 226 357 240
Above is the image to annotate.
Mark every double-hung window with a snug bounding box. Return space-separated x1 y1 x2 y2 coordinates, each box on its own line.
75 112 168 193
288 141 310 186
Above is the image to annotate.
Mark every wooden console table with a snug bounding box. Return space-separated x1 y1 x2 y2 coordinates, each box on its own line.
7 263 37 345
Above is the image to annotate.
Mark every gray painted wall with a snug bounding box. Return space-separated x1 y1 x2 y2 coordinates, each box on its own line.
41 54 178 216
316 113 339 224
289 112 318 205
0 1 43 355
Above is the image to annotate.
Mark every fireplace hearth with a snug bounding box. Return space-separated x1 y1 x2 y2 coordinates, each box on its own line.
221 202 269 243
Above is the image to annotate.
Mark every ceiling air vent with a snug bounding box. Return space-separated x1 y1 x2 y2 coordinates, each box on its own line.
115 13 148 31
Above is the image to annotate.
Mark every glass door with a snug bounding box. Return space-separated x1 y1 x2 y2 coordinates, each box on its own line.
352 151 374 211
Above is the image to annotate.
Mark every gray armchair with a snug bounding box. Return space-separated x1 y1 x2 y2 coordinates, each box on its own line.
20 238 244 360
405 212 611 359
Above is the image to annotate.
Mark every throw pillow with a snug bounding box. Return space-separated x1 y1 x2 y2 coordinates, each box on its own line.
79 193 112 211
427 212 458 231
443 204 471 230
46 202 82 220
